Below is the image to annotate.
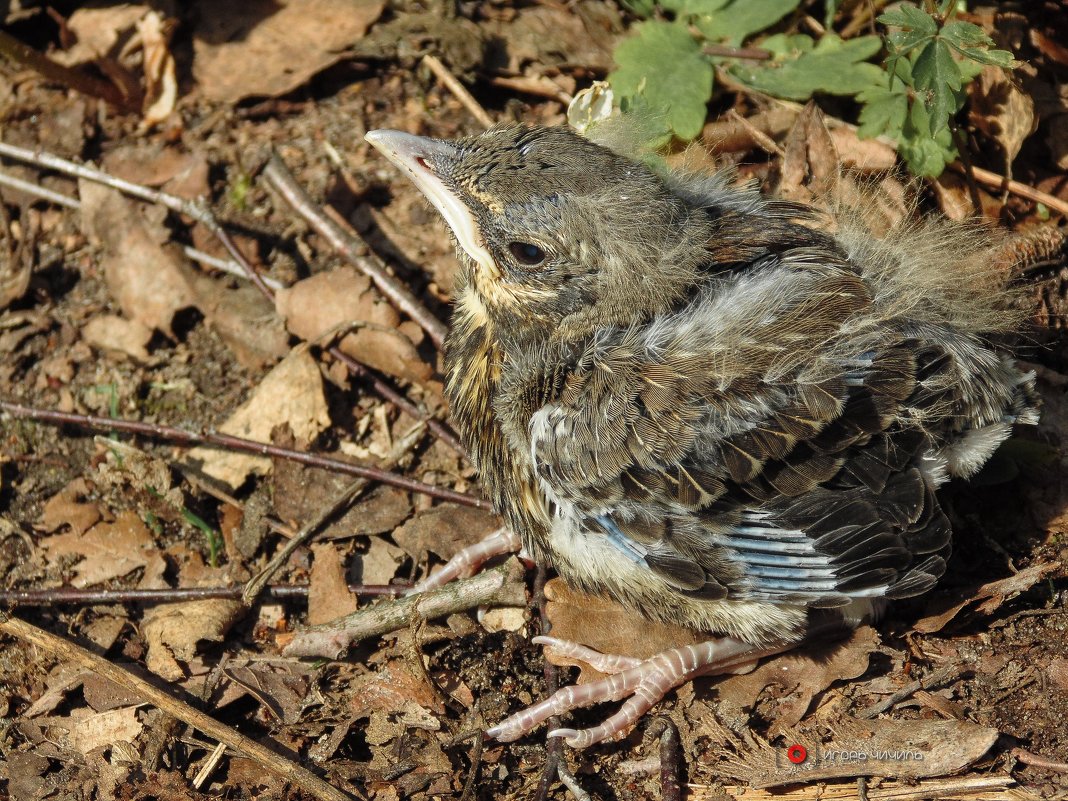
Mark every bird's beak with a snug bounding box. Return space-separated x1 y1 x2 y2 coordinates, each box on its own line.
364 130 499 279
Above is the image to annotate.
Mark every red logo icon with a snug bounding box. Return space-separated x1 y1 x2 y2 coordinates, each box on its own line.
786 744 807 764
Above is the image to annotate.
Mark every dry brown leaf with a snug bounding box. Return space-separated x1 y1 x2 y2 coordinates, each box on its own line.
141 598 244 681
101 145 210 198
276 267 432 385
392 503 503 561
38 510 164 588
222 662 312 725
69 707 143 757
912 561 1060 634
79 181 197 338
188 273 290 370
308 542 358 625
716 626 881 734
137 11 178 128
191 0 386 103
543 579 702 680
38 477 102 536
83 314 153 361
350 661 445 725
828 127 897 173
272 467 412 538
0 234 31 311
184 348 331 488
52 5 150 66
969 65 1037 168
357 537 407 585
778 102 840 205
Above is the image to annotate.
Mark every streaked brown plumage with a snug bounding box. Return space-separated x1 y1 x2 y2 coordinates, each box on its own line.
366 124 1038 747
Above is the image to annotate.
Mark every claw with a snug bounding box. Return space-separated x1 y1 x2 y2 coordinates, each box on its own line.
486 636 792 748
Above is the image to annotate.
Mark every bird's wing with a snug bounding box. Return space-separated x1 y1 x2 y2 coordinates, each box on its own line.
523 255 951 607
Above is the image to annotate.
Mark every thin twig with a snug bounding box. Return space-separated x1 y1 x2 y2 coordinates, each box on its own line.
281 558 527 658
422 54 495 130
242 421 427 605
532 564 565 801
487 75 573 104
0 168 284 289
0 399 486 508
726 109 785 157
1010 747 1068 773
0 611 357 801
0 139 463 452
0 29 134 109
646 717 683 801
949 162 1068 218
262 153 448 348
858 663 967 718
0 582 407 607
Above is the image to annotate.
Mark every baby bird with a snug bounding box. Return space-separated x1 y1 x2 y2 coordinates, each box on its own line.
366 124 1038 748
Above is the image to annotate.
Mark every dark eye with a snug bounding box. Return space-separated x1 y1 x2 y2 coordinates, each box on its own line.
508 241 547 266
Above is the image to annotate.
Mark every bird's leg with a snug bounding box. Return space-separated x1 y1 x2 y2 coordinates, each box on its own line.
409 527 523 594
486 636 794 749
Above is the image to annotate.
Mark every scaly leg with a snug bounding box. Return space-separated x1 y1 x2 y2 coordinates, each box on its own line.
409 527 523 594
486 636 794 749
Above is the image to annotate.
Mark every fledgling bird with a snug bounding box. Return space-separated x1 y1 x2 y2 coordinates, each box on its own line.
365 124 1038 748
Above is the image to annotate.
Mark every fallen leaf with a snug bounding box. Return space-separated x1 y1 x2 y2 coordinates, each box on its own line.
777 102 840 205
357 537 407 585
38 478 102 536
184 348 331 488
308 542 358 625
276 267 432 385
141 598 244 680
188 273 290 370
39 510 164 588
969 65 1037 168
716 626 881 734
70 707 143 757
79 181 197 338
137 11 178 128
913 562 1060 634
52 5 150 66
83 314 153 361
191 0 386 103
222 662 312 725
392 504 503 562
350 661 445 726
542 579 702 681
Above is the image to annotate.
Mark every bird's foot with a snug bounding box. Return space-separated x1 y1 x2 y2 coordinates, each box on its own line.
409 527 522 594
486 636 791 748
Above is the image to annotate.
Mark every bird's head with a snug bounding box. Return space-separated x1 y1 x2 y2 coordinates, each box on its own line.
366 125 713 341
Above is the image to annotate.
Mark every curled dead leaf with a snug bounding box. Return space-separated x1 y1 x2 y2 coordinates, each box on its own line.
276 267 432 385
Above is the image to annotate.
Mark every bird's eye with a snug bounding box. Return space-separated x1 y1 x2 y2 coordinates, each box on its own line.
508 241 547 266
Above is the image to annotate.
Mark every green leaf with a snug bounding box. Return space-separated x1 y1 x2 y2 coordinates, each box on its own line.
620 0 658 17
857 57 912 140
608 21 714 140
877 4 937 37
911 39 962 134
729 34 884 100
694 0 801 44
857 84 907 140
661 0 731 14
824 0 843 30
879 4 937 59
898 98 957 177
